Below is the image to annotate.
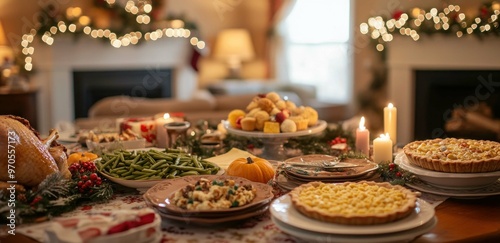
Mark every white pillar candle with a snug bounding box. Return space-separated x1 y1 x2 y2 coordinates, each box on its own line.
384 103 397 146
355 116 370 156
373 133 393 163
155 113 173 148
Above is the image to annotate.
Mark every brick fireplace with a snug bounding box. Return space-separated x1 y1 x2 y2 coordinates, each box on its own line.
387 36 500 145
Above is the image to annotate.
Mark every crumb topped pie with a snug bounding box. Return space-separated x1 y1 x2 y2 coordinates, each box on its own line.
403 138 500 173
289 181 417 225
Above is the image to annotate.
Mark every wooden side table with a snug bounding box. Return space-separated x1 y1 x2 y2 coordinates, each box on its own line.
0 88 38 130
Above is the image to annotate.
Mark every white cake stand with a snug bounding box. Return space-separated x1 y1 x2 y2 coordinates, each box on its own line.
224 120 327 161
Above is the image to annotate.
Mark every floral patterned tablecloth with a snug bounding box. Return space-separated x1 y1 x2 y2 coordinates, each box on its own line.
17 185 447 243
17 186 297 243
72 193 293 243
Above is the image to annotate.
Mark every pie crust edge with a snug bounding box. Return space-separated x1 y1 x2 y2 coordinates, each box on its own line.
403 139 500 173
289 181 417 225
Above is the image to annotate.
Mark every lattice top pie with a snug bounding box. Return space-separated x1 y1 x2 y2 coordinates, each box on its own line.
289 181 417 225
403 138 500 173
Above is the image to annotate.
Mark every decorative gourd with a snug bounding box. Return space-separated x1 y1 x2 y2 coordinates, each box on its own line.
68 152 98 165
226 157 275 183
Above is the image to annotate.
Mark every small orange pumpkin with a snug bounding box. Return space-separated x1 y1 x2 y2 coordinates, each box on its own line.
68 152 98 165
226 157 275 183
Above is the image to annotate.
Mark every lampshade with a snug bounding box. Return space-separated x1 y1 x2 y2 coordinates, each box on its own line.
0 20 8 46
213 29 255 79
213 29 255 62
0 20 13 61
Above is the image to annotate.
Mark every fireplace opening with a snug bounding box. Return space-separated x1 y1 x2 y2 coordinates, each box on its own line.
73 68 173 119
414 70 500 141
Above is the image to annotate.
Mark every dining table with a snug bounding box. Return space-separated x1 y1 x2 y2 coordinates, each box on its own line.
1 186 499 243
1 136 499 242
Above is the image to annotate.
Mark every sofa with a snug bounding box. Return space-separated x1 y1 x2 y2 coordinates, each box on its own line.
74 84 348 130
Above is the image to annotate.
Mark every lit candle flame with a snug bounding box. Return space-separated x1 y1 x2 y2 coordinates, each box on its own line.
380 133 391 139
388 103 394 109
163 113 170 119
359 116 366 130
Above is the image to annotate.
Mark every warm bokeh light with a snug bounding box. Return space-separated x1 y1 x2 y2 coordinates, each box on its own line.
79 16 91 26
196 41 205 49
19 1 205 72
359 2 500 52
170 19 185 29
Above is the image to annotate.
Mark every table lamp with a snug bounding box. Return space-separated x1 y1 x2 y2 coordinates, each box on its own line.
0 20 14 62
0 20 15 87
213 29 255 80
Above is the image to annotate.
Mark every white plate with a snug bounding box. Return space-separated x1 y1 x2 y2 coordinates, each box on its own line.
57 132 79 143
395 153 500 189
99 148 224 189
100 172 171 189
87 139 147 152
100 169 225 189
406 179 500 198
224 120 327 138
269 194 435 235
272 215 437 243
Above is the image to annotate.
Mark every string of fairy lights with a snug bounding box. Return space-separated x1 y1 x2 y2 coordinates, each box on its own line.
360 2 500 52
20 0 205 72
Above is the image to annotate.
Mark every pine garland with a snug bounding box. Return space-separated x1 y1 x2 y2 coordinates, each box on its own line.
377 161 416 186
361 1 500 53
36 1 198 41
0 170 114 224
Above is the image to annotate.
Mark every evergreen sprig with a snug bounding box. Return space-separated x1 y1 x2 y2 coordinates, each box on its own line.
377 161 416 185
32 173 70 199
0 170 114 224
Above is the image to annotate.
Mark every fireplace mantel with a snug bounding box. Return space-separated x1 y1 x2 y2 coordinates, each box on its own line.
31 36 197 134
387 36 500 145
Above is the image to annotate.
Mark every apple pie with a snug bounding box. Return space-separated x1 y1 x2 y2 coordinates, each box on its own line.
289 181 417 225
403 138 500 173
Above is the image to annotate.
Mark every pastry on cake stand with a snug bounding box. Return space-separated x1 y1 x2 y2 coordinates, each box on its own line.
224 120 327 160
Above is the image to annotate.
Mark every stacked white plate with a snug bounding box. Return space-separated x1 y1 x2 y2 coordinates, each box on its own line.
270 194 437 243
143 175 274 225
394 153 500 199
276 154 380 191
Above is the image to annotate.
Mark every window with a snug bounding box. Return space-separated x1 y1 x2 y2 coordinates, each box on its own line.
281 0 352 103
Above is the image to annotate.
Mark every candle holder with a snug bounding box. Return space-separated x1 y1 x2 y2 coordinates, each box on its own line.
199 133 223 156
164 121 191 150
200 141 222 156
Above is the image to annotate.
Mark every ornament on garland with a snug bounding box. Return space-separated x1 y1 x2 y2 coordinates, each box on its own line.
20 0 205 73
360 1 500 52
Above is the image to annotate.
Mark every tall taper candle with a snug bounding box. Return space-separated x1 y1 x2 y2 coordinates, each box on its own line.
355 116 370 156
384 103 397 146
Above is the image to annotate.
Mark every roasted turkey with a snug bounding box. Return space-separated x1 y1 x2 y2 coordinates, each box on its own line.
0 115 71 187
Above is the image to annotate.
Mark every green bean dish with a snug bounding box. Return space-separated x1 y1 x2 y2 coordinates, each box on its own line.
96 149 221 180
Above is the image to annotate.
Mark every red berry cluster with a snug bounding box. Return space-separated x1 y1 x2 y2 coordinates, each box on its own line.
388 163 402 178
69 161 103 195
329 136 347 145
